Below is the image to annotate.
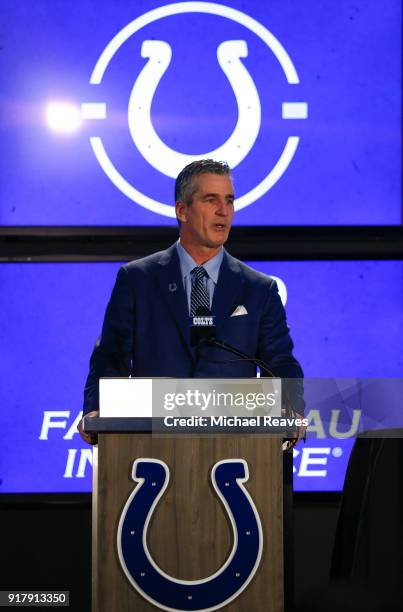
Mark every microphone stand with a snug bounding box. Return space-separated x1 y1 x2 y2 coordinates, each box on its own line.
202 337 302 452
204 337 276 378
202 337 295 419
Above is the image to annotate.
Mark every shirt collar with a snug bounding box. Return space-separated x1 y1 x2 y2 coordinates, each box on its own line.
176 240 223 284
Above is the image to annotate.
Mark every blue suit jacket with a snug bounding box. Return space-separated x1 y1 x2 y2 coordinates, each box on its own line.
83 244 303 414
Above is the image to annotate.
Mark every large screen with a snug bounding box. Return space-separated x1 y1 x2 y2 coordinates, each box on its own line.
1 1 401 226
0 259 402 494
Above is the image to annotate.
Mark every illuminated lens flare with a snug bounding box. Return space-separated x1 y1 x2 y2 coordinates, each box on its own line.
46 102 82 133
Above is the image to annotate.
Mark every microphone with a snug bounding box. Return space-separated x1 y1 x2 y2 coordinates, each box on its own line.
190 306 216 347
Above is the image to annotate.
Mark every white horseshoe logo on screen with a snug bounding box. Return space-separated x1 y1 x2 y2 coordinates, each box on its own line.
82 2 308 218
128 39 261 178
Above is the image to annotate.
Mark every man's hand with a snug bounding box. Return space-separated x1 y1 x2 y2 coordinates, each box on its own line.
282 409 307 452
292 411 307 443
77 410 99 445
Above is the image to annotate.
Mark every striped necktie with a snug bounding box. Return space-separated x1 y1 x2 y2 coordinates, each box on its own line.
190 266 210 316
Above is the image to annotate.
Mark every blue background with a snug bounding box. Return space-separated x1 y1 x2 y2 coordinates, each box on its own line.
0 0 401 225
0 259 402 493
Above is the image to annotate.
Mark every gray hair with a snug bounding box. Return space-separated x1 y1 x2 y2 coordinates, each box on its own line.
175 159 231 204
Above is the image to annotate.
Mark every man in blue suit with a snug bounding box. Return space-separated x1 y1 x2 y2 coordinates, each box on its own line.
78 159 303 443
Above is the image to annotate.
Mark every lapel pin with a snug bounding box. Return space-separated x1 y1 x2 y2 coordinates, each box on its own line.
168 283 177 292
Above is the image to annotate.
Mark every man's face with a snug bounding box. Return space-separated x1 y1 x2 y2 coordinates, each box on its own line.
176 173 235 250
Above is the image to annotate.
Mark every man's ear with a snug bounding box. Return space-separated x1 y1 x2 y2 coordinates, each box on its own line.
175 200 188 223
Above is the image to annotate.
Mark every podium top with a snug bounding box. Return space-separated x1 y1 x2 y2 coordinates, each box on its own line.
83 416 154 433
93 377 300 435
83 416 291 435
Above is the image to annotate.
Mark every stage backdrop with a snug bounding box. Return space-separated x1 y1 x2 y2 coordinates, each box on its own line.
0 259 402 493
1 0 401 225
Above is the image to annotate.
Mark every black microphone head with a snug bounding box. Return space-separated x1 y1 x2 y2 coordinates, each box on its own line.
190 307 216 347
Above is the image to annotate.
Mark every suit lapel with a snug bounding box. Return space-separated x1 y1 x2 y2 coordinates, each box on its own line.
212 251 245 326
153 244 196 365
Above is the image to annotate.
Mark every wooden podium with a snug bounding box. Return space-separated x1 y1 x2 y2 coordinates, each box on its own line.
87 379 287 612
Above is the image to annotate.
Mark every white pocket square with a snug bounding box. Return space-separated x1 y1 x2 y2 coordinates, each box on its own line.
230 305 248 317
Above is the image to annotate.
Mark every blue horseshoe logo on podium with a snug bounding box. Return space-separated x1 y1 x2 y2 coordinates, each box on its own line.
117 458 263 611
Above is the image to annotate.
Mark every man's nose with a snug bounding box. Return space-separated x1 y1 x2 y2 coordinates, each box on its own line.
216 200 231 215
